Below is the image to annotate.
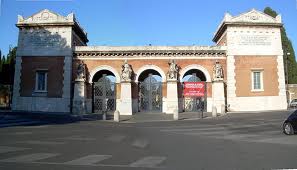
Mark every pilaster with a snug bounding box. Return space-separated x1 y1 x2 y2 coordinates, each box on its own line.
12 56 22 110
212 80 225 114
226 55 236 110
118 82 133 115
72 79 87 114
166 80 179 114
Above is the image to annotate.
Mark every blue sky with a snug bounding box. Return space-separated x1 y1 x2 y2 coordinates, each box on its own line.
0 0 296 57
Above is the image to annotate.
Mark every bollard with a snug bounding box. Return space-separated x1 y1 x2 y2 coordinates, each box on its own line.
114 110 120 122
221 104 226 115
212 106 217 117
102 111 107 120
173 109 179 120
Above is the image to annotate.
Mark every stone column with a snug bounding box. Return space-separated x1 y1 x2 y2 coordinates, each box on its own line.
226 55 236 111
119 81 133 115
12 56 22 111
212 80 225 115
166 79 179 114
62 56 72 113
72 78 87 114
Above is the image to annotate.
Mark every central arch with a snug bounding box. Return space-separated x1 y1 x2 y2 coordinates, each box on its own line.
135 65 165 113
89 65 120 114
135 65 166 83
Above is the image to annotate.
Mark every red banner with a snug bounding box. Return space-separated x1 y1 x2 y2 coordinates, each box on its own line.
183 82 205 97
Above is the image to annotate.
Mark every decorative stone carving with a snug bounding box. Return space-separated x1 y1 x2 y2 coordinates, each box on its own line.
17 9 74 25
213 60 224 81
76 63 85 80
231 9 278 23
167 60 179 80
121 60 132 82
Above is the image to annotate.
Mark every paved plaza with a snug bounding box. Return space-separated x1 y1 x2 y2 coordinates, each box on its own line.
0 110 297 170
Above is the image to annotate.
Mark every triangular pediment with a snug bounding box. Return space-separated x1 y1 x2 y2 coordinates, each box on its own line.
17 9 74 24
213 9 282 42
228 9 281 24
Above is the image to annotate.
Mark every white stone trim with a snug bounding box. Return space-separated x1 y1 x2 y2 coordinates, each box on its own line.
13 97 70 113
179 64 211 82
62 56 72 98
12 57 22 110
75 45 226 52
34 71 48 92
89 65 121 83
74 56 226 60
135 65 166 83
251 70 264 92
277 55 286 96
227 96 287 111
226 55 236 110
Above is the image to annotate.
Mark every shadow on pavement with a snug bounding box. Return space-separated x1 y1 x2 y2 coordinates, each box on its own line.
0 111 105 128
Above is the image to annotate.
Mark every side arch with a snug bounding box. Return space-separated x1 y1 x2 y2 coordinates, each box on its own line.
89 65 121 83
179 64 211 82
135 65 166 82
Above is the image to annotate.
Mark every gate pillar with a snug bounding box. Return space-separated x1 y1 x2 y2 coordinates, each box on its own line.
212 80 225 114
166 80 179 114
72 78 87 114
118 82 133 115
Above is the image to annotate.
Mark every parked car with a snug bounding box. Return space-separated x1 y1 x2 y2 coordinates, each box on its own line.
283 110 297 135
289 99 297 108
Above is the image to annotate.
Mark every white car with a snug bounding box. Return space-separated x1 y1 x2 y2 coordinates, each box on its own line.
290 99 297 108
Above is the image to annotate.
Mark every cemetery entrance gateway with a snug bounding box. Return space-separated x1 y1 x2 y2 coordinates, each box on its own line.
183 73 207 112
139 73 162 112
93 74 116 113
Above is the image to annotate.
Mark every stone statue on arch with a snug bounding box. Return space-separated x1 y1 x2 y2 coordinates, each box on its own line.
76 62 86 80
212 60 224 81
167 59 179 80
121 60 133 82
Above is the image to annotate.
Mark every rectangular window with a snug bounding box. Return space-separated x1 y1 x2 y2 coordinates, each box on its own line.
251 70 263 91
35 70 48 92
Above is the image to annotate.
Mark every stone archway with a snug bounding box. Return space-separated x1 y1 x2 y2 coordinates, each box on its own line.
138 70 163 113
135 65 166 83
89 65 121 84
180 65 211 113
179 64 211 82
89 66 120 114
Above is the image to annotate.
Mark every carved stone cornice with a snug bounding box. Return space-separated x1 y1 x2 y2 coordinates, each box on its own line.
74 46 226 58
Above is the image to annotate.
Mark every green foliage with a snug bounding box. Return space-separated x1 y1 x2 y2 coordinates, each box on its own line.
264 7 278 18
0 47 17 84
264 7 297 84
0 50 2 72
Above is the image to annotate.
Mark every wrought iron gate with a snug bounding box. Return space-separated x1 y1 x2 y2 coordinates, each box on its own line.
139 74 162 112
183 74 207 112
93 75 116 113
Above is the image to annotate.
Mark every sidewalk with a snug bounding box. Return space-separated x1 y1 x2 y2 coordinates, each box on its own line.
0 110 218 126
118 112 213 123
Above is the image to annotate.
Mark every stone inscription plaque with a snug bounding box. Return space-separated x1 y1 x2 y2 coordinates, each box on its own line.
23 32 64 49
238 34 271 46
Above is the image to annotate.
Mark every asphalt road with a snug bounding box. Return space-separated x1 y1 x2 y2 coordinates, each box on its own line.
0 110 297 170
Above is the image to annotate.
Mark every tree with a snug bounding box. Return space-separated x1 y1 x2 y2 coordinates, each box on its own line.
0 47 17 84
264 7 297 84
0 50 2 72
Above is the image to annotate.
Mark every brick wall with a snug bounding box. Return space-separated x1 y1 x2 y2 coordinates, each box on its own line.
20 56 64 98
234 56 279 97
